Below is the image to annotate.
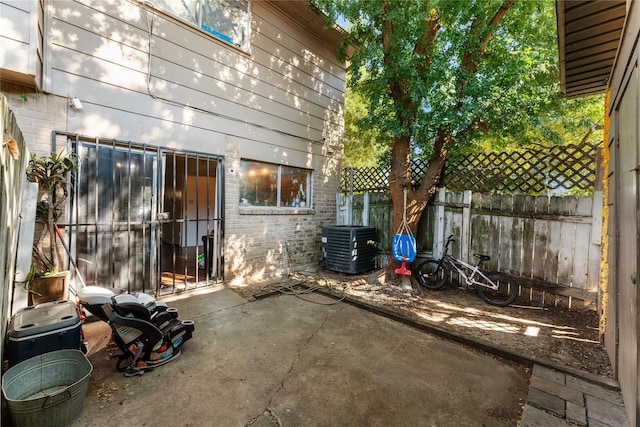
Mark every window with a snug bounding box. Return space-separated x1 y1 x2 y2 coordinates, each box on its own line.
239 160 311 208
152 0 249 49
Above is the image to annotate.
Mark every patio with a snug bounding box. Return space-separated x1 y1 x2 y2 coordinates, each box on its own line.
70 284 529 426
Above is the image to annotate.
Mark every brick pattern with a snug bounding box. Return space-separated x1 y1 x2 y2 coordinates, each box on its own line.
1 90 342 284
0 82 67 155
521 365 629 427
221 137 341 283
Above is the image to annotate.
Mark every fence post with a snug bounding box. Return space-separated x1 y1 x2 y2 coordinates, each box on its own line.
591 191 603 245
335 193 352 225
461 190 472 262
362 192 370 226
434 187 446 258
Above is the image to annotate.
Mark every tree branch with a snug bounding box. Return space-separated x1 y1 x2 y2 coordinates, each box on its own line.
462 0 514 73
579 123 604 145
417 128 450 199
382 1 393 63
415 4 440 73
482 0 515 51
382 1 415 127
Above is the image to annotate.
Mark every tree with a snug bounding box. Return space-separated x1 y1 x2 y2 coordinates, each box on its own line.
343 79 391 167
468 94 604 153
318 0 566 275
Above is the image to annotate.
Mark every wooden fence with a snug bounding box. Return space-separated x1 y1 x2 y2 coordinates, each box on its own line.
337 188 602 308
0 95 29 356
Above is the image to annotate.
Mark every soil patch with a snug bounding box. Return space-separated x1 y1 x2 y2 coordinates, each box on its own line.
232 268 613 380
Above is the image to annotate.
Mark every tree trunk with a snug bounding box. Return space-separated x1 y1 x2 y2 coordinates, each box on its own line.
386 132 448 279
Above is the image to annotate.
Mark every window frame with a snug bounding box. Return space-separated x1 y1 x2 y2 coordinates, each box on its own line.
239 159 312 210
148 0 250 50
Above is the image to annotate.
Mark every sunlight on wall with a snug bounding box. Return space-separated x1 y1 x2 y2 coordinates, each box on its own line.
225 232 289 284
80 113 121 137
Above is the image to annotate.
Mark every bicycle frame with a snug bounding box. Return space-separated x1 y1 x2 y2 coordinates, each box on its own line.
438 255 497 290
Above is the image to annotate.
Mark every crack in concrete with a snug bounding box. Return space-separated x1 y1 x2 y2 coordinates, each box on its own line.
187 300 253 321
244 305 345 427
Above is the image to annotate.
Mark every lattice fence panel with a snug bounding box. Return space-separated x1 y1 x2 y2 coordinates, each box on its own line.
341 142 599 195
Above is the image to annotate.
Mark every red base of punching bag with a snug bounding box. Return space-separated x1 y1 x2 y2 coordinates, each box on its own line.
394 259 411 276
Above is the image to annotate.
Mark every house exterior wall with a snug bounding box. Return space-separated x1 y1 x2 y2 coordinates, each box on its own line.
1 0 346 283
605 1 640 424
0 0 43 88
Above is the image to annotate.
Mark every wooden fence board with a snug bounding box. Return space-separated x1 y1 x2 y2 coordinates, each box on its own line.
557 221 577 286
532 219 550 282
521 216 536 278
573 222 592 290
338 189 601 297
536 195 550 215
545 221 562 283
510 217 524 277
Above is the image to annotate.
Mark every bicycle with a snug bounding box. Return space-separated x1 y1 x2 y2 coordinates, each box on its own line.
415 235 518 307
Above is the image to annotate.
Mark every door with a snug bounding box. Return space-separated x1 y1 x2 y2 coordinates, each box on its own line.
67 136 224 295
71 140 159 293
616 66 638 425
160 153 223 292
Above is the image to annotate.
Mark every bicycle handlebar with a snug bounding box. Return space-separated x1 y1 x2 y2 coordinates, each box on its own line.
441 234 455 253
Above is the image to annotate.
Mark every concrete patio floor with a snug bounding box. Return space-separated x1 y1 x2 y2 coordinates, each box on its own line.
70 285 530 426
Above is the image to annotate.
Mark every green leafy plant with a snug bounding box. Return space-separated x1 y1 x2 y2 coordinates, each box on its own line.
26 150 77 273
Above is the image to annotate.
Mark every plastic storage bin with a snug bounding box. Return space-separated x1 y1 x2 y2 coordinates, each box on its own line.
6 300 82 367
2 349 93 427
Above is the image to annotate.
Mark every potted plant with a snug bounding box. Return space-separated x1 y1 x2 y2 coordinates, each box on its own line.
25 150 77 305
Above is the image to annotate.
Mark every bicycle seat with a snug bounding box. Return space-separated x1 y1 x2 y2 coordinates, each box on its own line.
473 253 491 262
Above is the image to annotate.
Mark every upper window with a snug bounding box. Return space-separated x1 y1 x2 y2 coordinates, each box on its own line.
239 160 311 208
153 0 249 49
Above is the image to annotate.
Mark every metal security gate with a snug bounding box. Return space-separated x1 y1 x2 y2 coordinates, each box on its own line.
58 132 224 296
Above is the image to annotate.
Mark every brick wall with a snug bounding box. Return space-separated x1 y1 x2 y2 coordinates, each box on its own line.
0 88 343 285
0 82 67 155
224 137 341 283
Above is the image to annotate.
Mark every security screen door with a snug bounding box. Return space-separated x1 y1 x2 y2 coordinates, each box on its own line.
72 139 159 293
68 136 223 295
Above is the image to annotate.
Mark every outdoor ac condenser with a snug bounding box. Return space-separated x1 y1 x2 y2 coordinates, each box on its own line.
321 225 377 274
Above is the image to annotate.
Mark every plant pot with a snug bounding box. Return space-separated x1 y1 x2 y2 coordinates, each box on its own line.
28 271 70 306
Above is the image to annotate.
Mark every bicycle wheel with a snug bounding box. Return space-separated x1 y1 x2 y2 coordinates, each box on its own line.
415 259 448 290
475 271 518 307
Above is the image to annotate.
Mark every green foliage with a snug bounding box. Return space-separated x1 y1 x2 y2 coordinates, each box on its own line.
319 0 585 161
343 73 392 167
469 94 604 153
27 150 77 271
27 150 77 195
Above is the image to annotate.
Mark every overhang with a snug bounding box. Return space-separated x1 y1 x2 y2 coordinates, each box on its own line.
556 0 626 98
268 0 349 50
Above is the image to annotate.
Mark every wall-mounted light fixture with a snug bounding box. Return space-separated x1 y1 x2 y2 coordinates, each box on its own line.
69 97 83 111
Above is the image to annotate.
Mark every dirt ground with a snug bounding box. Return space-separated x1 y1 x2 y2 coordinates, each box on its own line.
233 267 613 380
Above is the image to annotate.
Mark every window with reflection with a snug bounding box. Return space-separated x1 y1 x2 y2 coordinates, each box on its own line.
239 160 311 208
151 0 249 49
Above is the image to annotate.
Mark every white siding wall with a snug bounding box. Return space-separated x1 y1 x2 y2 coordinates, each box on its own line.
3 0 346 282
45 0 344 163
0 0 42 86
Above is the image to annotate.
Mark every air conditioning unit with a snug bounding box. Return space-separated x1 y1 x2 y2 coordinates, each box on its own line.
321 225 377 274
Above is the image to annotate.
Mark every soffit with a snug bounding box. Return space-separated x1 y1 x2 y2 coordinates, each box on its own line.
556 0 626 98
267 0 348 47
